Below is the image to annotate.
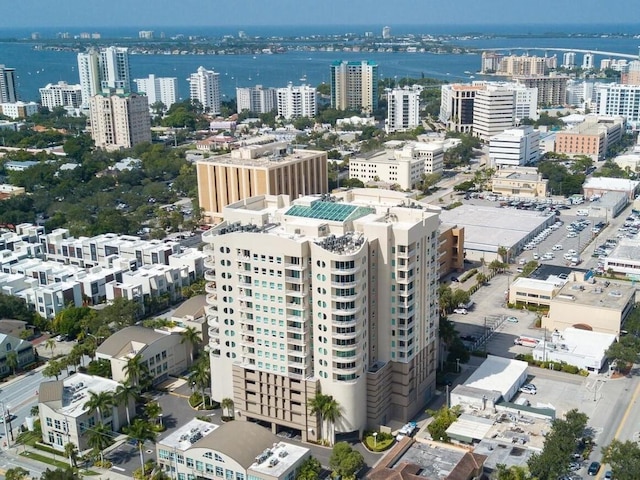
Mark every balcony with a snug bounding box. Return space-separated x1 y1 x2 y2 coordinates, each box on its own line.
287 335 307 346
285 262 306 270
207 316 219 327
331 280 358 288
285 275 304 283
208 326 219 337
204 270 216 281
204 257 216 269
332 363 359 375
332 318 357 328
205 305 218 317
206 293 217 303
396 248 415 259
205 282 217 294
332 341 358 350
286 289 307 298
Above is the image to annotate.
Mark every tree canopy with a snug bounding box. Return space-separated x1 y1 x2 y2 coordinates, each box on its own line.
329 442 364 480
602 439 640 480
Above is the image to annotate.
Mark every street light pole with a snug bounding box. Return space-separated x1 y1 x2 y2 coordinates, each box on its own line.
0 401 9 448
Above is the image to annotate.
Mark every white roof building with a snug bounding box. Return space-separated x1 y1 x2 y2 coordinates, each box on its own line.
532 327 616 372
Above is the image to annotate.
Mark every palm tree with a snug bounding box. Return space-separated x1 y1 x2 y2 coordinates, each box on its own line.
114 382 139 426
125 418 157 475
497 245 509 264
45 338 56 357
85 423 113 465
180 326 201 364
123 354 148 387
221 398 234 418
308 393 329 443
322 396 342 446
145 401 162 426
190 358 211 408
43 360 62 380
6 351 18 375
83 390 114 424
64 441 79 468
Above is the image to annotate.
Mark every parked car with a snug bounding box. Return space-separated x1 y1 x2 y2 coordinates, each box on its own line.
604 471 612 479
588 462 601 476
453 308 468 315
519 384 537 395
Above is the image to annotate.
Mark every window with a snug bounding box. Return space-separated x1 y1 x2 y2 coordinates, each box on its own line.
226 469 234 480
207 464 215 474
46 417 52 427
216 467 224 477
196 461 204 472
186 458 194 468
214 453 224 462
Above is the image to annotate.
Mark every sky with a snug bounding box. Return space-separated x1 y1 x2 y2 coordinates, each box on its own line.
2 0 640 29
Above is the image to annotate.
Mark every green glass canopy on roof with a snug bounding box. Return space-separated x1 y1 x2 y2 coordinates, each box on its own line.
285 201 374 222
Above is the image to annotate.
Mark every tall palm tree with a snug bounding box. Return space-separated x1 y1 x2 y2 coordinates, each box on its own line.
180 326 201 364
45 338 56 357
42 360 62 380
322 396 342 446
123 354 148 387
114 382 139 426
83 390 114 424
190 358 210 407
308 393 329 443
85 423 113 465
125 418 157 475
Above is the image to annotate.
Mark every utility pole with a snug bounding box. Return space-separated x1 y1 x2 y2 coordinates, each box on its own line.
0 401 10 448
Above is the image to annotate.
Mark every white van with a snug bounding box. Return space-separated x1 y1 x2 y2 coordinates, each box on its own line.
576 209 589 216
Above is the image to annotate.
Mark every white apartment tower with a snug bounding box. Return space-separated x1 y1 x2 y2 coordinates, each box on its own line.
0 65 17 103
77 47 130 108
89 90 152 150
189 66 221 114
134 74 178 110
236 85 277 114
596 83 640 129
562 52 576 69
203 193 440 441
582 53 595 70
330 60 378 113
386 85 422 133
39 82 83 110
276 83 317 119
472 86 515 141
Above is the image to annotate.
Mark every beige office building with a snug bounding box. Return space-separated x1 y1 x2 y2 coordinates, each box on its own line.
89 89 151 150
196 142 327 222
439 84 486 133
542 279 635 337
202 192 440 442
516 76 568 107
491 167 548 198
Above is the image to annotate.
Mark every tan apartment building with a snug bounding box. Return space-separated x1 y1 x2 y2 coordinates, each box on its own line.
542 279 635 337
96 325 191 385
89 89 151 150
203 192 441 442
516 76 569 107
555 116 624 160
196 141 327 222
492 167 548 198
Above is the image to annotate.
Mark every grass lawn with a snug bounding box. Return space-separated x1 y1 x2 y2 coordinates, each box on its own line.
21 451 71 469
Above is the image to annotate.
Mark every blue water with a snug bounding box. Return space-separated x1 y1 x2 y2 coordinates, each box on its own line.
2 24 640 102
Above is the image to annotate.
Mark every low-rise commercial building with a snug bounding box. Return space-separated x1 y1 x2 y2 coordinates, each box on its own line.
532 327 616 372
38 373 132 452
156 419 310 480
96 325 191 385
508 277 564 307
604 238 640 276
0 332 35 378
491 167 547 198
583 176 640 202
349 141 443 189
0 101 38 119
542 278 635 337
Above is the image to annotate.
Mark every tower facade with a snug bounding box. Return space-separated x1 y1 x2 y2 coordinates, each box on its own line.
189 66 221 115
330 60 378 113
0 65 17 103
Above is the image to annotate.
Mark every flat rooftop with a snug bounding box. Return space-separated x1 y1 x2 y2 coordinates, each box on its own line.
464 356 528 398
285 201 374 222
553 279 635 309
583 177 639 192
438 205 551 251
197 146 323 169
60 373 120 418
249 442 309 477
607 237 640 262
158 419 218 451
510 277 560 293
533 327 615 359
395 442 470 479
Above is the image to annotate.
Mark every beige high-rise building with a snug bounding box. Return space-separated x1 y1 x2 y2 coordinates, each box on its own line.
472 87 515 141
88 89 151 150
202 190 440 441
196 141 328 222
516 76 569 107
330 60 378 113
439 83 486 133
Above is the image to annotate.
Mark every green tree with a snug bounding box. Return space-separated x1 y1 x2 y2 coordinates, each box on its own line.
426 405 461 442
476 272 488 285
497 246 509 264
39 469 82 480
6 350 18 375
191 358 211 409
221 397 235 418
492 464 530 480
296 456 322 480
605 336 640 371
86 358 112 378
5 467 29 480
145 401 163 426
85 423 114 465
180 326 201 364
45 338 57 357
115 382 139 426
83 390 114 423
322 396 342 446
43 360 63 380
125 418 157 475
124 353 148 387
63 442 79 468
602 439 640 480
329 442 364 480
